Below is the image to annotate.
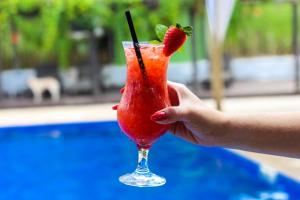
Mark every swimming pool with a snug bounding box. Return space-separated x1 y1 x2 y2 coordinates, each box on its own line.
0 121 299 200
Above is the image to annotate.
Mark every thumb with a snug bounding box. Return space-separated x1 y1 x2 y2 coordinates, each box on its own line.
150 106 183 125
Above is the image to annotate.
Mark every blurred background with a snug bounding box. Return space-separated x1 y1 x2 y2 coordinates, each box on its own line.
1 1 300 199
0 0 299 107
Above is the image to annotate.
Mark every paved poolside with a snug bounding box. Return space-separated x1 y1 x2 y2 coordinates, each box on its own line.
1 95 300 182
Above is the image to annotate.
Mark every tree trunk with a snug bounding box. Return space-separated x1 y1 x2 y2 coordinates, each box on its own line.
190 9 198 90
292 1 299 93
10 19 19 69
0 48 2 101
90 33 101 97
200 13 207 59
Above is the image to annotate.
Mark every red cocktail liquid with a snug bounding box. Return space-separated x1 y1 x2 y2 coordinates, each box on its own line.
117 43 170 149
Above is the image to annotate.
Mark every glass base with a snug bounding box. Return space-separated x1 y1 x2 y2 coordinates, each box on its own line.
119 171 166 187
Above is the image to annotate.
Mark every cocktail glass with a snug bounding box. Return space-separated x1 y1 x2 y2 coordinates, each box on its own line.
117 41 170 187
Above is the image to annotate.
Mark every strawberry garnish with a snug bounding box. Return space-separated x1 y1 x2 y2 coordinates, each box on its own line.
162 23 192 56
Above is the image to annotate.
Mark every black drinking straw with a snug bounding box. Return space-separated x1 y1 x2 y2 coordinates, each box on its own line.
125 10 146 76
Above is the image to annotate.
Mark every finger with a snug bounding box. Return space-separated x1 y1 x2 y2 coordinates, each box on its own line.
112 104 118 110
167 81 190 100
168 81 201 103
167 81 188 91
150 106 184 124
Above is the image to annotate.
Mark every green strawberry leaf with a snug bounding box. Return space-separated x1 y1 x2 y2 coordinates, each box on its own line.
155 24 168 42
183 26 193 36
175 23 182 29
175 23 193 36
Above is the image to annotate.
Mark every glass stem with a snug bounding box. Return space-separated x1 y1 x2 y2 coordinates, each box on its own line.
135 148 150 174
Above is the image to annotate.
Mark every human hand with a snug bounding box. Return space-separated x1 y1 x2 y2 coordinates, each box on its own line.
151 81 227 146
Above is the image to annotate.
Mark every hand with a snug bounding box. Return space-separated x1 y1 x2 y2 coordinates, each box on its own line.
151 81 227 146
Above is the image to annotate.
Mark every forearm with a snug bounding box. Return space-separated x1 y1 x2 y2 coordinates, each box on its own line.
217 112 300 158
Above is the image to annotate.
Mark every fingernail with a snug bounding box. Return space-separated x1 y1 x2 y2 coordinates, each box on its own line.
120 87 125 94
150 111 167 121
112 104 118 110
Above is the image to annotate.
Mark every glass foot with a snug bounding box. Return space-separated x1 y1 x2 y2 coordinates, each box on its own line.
119 171 166 187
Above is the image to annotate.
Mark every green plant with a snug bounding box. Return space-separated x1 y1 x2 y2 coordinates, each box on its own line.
1 0 294 69
0 0 113 68
225 1 293 56
0 0 197 67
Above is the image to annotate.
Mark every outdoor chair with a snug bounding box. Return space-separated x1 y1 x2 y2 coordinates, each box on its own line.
102 64 126 88
59 67 92 94
27 76 60 103
0 69 36 97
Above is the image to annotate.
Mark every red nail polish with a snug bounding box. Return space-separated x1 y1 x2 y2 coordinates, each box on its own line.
120 87 125 94
112 104 118 110
150 111 167 121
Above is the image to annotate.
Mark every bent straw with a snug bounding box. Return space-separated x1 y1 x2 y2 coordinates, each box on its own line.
125 10 146 77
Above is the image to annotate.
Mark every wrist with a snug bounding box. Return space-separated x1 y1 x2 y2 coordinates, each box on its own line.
210 112 232 147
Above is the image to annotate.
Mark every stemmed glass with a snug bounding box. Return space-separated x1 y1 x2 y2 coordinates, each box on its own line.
117 41 170 187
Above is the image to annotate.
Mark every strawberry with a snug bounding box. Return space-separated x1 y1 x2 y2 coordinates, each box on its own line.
162 23 192 56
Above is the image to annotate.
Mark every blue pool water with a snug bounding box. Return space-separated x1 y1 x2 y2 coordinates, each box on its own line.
0 121 299 200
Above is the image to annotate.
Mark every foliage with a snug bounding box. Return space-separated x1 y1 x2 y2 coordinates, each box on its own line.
107 0 197 63
225 1 293 56
0 0 197 68
0 0 298 69
0 0 112 68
